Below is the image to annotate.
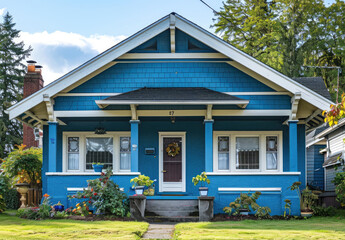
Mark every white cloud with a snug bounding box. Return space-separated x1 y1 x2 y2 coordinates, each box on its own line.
18 31 127 85
0 8 6 16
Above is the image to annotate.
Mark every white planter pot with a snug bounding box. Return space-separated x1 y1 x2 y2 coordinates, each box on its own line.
135 186 144 195
199 187 208 196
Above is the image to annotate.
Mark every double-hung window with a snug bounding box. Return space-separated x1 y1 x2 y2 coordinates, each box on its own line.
63 132 131 173
213 131 282 173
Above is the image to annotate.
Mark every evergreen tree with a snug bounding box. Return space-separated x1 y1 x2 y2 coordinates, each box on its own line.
0 12 32 159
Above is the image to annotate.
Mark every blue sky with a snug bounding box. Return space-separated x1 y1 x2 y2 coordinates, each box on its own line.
0 0 336 84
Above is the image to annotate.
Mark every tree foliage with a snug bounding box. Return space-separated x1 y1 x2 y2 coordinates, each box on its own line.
213 0 345 101
0 12 32 159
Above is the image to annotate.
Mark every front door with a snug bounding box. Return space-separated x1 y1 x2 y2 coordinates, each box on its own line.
159 132 186 192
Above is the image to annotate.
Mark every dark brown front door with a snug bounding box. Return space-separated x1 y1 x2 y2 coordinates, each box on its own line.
163 137 182 182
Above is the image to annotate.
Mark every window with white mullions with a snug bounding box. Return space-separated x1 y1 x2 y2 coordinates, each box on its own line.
266 136 278 170
86 137 113 170
236 137 259 170
68 137 79 170
120 137 131 170
218 136 229 170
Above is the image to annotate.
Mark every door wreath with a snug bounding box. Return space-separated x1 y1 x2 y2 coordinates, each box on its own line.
166 142 180 157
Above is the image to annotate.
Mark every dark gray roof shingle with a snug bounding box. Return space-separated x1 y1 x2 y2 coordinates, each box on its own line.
103 87 245 102
293 77 332 101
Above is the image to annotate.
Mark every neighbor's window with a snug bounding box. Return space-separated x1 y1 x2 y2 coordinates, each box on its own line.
86 137 113 170
236 137 259 170
120 137 131 170
266 136 278 170
68 137 79 170
218 136 229 170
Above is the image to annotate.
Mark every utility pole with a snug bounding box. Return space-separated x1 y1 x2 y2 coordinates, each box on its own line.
304 65 342 102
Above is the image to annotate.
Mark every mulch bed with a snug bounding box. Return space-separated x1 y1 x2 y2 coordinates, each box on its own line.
212 214 305 221
66 215 132 221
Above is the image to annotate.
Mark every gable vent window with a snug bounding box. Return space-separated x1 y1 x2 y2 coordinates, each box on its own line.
143 40 157 51
188 40 202 51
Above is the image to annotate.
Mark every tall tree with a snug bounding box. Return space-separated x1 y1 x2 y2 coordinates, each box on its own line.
0 12 32 159
213 0 325 77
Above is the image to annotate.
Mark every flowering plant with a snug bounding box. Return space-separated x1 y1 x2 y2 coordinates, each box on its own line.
130 175 154 187
68 168 128 216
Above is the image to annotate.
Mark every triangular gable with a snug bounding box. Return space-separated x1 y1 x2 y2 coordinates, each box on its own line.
6 13 333 120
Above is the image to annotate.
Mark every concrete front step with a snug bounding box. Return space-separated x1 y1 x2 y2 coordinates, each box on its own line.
146 216 199 222
146 199 198 217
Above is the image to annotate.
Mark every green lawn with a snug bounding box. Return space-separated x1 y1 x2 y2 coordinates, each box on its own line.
174 217 345 239
0 212 148 240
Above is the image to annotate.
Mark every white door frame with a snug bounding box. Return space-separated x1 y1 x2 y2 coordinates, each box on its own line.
159 132 186 192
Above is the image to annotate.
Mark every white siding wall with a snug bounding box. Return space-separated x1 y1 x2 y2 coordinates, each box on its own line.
329 133 345 155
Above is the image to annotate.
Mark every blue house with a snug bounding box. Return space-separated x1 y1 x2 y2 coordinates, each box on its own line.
6 13 333 216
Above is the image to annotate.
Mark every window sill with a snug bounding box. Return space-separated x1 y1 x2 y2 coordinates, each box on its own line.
206 172 301 176
46 172 141 176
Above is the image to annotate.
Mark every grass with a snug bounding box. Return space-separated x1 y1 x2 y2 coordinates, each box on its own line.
0 211 148 240
174 217 345 239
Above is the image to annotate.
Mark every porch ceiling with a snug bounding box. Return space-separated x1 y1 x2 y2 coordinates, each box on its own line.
95 87 249 109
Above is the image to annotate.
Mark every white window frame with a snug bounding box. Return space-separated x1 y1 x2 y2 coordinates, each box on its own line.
63 132 131 173
213 131 283 173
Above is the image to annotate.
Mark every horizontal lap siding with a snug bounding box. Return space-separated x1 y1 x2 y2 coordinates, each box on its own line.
307 145 325 190
329 133 345 154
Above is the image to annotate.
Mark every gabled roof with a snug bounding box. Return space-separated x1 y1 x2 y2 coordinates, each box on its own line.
293 77 331 101
6 13 334 120
95 87 249 108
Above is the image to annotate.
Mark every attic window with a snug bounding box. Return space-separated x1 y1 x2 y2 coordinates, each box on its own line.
188 40 202 51
143 40 157 51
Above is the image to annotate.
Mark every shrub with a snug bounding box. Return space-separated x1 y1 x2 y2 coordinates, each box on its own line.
255 206 271 219
17 208 40 220
311 206 337 216
69 169 128 216
4 188 19 209
130 175 154 187
223 192 271 217
333 171 345 206
2 144 42 188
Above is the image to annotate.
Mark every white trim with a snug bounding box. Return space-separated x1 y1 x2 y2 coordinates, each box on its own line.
55 92 291 97
117 52 228 59
6 13 334 121
315 118 345 139
174 14 334 110
67 187 125 191
54 109 291 118
207 172 300 176
218 187 281 192
213 131 283 173
62 131 131 173
159 132 186 192
95 100 250 107
46 172 140 176
306 137 325 148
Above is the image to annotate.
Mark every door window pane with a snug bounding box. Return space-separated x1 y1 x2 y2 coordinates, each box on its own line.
236 137 259 169
120 137 131 170
86 138 113 170
68 137 79 170
266 136 278 170
218 136 229 170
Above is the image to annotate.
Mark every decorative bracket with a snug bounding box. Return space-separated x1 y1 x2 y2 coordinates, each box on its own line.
170 13 176 53
130 104 138 120
43 94 56 122
206 104 213 120
290 92 301 120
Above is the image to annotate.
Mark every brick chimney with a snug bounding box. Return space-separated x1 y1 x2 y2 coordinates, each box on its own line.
23 60 44 148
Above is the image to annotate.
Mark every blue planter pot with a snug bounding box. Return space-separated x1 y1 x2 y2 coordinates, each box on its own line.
93 164 104 173
54 205 64 212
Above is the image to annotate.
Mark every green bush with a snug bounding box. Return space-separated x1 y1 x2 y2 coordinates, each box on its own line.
333 171 345 206
69 169 128 216
311 206 337 216
17 208 40 220
4 188 19 209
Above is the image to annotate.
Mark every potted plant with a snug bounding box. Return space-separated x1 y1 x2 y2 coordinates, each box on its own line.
130 175 154 195
223 192 264 216
144 179 157 196
53 201 65 212
289 182 318 217
92 162 104 173
192 172 210 196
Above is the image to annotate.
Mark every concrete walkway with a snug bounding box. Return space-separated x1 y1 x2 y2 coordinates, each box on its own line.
142 223 175 239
